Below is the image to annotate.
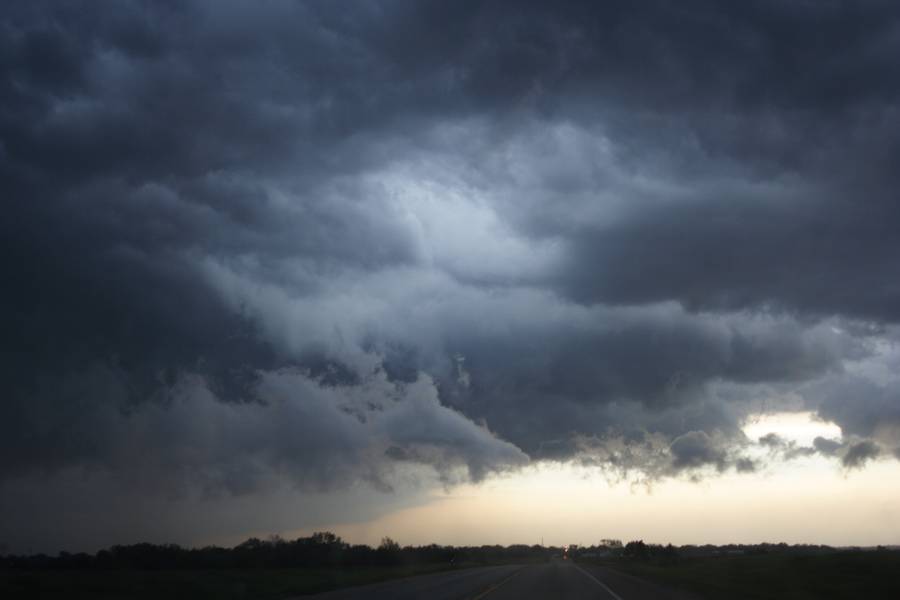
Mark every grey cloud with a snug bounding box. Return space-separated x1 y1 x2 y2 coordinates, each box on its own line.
774 436 886 470
570 428 756 478
812 375 900 440
758 433 783 448
3 0 900 551
559 186 900 322
764 435 888 470
734 458 757 474
755 432 816 461
0 468 434 555
669 431 727 471
541 430 749 481
841 440 881 469
3 363 525 496
813 436 843 457
434 307 857 457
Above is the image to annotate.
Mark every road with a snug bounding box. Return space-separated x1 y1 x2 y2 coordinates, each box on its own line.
305 559 699 600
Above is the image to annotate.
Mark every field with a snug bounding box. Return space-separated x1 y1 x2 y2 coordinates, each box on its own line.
595 550 900 599
6 548 900 599
0 562 468 599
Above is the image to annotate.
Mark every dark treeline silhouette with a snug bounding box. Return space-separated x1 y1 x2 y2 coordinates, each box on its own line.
4 534 878 572
1 532 551 571
572 539 857 564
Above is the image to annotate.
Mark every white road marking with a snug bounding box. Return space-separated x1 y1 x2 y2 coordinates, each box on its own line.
572 563 625 600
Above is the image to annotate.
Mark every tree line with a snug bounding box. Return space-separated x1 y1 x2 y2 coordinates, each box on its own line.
572 539 848 563
1 533 550 570
2 534 856 571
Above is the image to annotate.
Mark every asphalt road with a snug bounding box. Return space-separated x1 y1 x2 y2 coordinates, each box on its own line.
305 559 700 600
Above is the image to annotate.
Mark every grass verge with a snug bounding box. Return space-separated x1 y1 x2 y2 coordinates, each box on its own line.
0 562 482 599
591 550 900 599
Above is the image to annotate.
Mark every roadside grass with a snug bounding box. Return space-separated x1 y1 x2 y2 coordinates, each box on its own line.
592 550 900 600
0 562 481 599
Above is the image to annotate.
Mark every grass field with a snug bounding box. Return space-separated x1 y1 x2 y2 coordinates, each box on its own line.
0 562 473 599
594 550 900 600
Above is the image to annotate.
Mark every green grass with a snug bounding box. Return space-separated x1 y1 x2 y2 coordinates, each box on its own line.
0 562 475 599
591 550 900 600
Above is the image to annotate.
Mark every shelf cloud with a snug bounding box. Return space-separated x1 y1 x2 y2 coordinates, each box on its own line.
3 0 900 550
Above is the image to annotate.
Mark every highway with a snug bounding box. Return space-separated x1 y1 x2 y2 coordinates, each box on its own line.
305 558 699 599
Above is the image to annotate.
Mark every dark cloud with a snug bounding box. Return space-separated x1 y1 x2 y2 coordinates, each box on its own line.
433 309 856 458
734 458 757 474
535 429 754 481
842 440 881 469
3 0 900 551
761 435 888 470
755 432 817 461
812 375 900 440
758 433 783 448
813 436 844 457
669 431 727 471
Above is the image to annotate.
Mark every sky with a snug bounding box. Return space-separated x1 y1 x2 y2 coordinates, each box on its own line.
2 0 900 554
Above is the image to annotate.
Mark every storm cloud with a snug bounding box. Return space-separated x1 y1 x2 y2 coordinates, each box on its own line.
3 0 900 550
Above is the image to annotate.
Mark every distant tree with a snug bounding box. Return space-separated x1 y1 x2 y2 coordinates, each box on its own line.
236 537 265 550
624 540 649 560
310 531 342 546
379 537 400 551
